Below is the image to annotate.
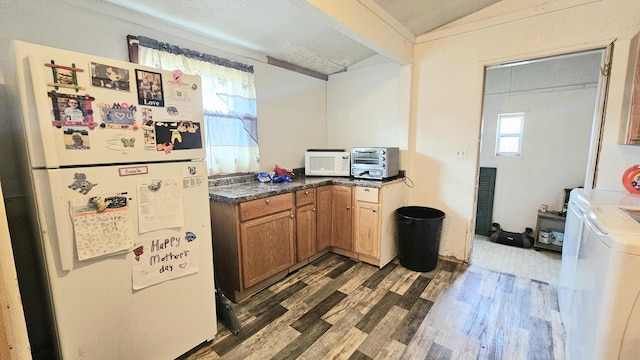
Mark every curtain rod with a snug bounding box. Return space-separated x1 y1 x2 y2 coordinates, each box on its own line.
132 35 254 73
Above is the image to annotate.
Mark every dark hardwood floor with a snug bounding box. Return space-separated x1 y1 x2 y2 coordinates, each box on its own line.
181 253 565 359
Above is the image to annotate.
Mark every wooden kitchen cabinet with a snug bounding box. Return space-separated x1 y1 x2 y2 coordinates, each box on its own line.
316 186 332 252
295 189 316 262
354 195 381 259
331 185 353 251
240 210 295 288
210 192 295 301
210 180 407 301
353 181 406 268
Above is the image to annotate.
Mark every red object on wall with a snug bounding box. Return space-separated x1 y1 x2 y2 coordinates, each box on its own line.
622 165 640 194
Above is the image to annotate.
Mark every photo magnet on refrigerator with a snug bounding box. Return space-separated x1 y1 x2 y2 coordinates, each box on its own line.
45 60 85 92
90 62 130 91
99 102 137 129
49 91 97 129
135 70 164 107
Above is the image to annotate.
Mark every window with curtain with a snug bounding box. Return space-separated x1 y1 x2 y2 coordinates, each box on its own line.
129 35 260 176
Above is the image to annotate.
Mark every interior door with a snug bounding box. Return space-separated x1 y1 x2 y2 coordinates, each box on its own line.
471 47 611 264
584 42 614 189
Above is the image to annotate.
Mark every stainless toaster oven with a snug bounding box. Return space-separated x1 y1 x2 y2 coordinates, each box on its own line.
351 147 400 180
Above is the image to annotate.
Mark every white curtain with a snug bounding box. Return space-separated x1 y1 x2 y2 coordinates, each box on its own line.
136 37 259 176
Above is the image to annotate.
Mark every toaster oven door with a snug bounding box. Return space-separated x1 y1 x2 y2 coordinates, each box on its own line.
351 149 382 167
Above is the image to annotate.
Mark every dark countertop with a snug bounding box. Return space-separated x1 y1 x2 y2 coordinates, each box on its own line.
209 176 405 204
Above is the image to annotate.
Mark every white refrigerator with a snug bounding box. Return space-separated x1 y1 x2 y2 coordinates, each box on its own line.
12 41 216 359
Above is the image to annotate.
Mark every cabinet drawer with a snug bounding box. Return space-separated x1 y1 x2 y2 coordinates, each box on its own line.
355 187 379 203
240 193 293 221
295 189 315 206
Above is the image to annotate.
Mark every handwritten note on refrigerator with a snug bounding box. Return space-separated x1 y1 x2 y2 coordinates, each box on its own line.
131 230 200 289
70 194 133 261
136 177 184 233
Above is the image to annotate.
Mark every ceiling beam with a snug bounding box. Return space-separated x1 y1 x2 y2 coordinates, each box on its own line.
267 57 330 81
302 0 414 65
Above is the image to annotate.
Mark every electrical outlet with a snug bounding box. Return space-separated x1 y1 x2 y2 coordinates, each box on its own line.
455 149 467 159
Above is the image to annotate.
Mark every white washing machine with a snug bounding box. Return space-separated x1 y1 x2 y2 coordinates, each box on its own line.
559 189 640 330
566 205 640 360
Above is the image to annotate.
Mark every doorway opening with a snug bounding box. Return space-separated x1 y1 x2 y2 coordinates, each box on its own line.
471 47 611 283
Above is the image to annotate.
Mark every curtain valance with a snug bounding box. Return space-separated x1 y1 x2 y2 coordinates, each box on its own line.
137 35 253 74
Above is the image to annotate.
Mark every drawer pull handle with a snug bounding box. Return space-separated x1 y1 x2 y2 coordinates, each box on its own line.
290 214 294 218
312 208 316 211
265 199 270 204
346 206 350 210
364 188 370 192
305 191 309 195
372 209 377 213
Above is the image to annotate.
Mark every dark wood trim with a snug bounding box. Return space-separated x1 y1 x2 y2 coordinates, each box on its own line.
126 35 139 64
267 56 329 81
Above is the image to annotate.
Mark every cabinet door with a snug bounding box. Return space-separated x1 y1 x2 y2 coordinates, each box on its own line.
296 203 316 262
354 201 381 258
331 185 353 251
316 186 332 252
240 211 295 288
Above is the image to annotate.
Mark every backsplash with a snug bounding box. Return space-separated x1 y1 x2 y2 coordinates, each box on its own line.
208 168 305 187
208 174 256 188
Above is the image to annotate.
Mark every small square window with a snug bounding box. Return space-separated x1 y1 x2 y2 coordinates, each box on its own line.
496 113 524 156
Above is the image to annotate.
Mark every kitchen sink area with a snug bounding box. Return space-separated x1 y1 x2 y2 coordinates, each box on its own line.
208 172 408 302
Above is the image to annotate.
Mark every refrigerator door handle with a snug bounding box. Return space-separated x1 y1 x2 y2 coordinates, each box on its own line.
27 54 61 168
35 169 74 271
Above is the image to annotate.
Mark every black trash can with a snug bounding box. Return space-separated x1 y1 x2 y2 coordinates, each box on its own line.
396 206 445 272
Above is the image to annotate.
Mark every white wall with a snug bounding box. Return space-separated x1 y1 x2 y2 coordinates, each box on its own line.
411 0 640 261
0 1 328 357
327 57 411 170
481 88 596 229
479 54 600 231
252 60 327 170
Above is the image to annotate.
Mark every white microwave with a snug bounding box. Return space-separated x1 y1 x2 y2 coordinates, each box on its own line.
304 149 351 177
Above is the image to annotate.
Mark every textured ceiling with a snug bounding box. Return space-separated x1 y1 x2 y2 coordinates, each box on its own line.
372 0 502 35
100 0 501 76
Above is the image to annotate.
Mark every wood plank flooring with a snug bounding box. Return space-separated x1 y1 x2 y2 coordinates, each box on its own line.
180 253 565 360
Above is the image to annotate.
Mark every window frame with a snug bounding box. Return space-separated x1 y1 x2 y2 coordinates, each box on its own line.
495 112 524 157
127 35 260 176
